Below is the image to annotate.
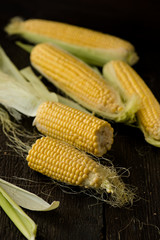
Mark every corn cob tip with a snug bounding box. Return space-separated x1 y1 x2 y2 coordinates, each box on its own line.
99 165 135 207
127 51 139 66
4 17 24 35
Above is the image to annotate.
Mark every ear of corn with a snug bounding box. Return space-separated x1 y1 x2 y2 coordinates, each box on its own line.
30 42 139 123
27 136 135 207
33 101 114 156
103 60 160 147
5 17 139 66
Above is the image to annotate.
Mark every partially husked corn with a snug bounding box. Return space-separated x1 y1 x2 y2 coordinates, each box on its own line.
27 136 134 207
33 101 114 156
31 43 123 115
5 18 139 66
30 43 138 123
103 60 160 146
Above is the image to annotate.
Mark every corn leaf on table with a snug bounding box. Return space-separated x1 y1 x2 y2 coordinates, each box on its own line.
0 1 160 240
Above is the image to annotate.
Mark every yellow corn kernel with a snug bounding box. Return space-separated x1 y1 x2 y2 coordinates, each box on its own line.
30 42 137 123
5 18 139 66
103 60 160 146
27 136 134 207
33 101 113 157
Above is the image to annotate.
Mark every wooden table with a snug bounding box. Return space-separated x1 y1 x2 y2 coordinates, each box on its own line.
0 1 160 239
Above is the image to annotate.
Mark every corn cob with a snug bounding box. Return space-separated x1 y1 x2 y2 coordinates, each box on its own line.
103 60 160 147
33 101 114 156
5 18 139 66
27 136 134 207
30 43 139 123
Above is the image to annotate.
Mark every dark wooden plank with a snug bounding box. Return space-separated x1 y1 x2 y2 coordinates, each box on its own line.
0 1 160 240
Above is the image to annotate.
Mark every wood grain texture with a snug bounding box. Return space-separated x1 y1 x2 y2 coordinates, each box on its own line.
0 1 160 239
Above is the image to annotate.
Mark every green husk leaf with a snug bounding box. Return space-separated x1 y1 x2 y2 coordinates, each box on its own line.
0 46 47 116
5 17 139 66
16 41 34 53
0 178 60 211
0 45 27 83
20 66 58 103
0 70 43 117
0 185 37 240
0 45 57 117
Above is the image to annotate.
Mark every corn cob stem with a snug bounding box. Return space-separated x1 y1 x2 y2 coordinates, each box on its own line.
103 60 160 147
27 136 135 207
30 43 139 123
5 17 139 66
